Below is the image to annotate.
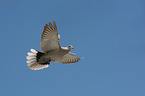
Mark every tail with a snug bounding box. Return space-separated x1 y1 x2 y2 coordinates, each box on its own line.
26 49 49 70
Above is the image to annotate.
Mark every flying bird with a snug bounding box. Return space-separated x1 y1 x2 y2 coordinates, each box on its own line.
26 21 81 70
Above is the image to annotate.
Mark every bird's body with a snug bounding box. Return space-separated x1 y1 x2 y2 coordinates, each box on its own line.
38 48 69 63
26 21 81 70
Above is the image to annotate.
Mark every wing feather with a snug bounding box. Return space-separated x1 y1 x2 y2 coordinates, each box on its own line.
53 21 57 31
49 22 54 30
53 53 80 64
41 21 60 52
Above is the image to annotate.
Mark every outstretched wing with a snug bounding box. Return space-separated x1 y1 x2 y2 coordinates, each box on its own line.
41 21 60 53
53 53 80 64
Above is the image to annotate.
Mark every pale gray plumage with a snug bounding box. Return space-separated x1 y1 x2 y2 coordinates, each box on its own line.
26 21 81 70
41 21 61 52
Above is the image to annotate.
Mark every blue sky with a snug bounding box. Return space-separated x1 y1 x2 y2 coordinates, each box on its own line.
0 0 145 96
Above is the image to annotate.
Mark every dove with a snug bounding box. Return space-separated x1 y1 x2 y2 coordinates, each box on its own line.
26 21 81 70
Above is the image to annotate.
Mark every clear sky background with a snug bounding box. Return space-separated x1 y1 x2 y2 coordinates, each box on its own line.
0 0 145 96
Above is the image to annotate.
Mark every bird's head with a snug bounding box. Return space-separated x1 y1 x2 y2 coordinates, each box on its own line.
67 45 74 50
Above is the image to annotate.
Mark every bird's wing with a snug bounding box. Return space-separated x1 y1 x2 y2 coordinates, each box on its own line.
53 53 80 64
41 21 61 52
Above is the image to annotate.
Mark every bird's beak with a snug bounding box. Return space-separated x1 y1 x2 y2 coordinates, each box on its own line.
72 48 74 49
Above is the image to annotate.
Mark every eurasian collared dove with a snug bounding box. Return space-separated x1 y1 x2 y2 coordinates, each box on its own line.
26 21 81 70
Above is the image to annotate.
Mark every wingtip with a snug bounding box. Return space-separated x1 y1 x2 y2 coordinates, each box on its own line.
81 57 84 59
45 23 48 27
53 20 57 31
49 21 52 25
49 21 54 29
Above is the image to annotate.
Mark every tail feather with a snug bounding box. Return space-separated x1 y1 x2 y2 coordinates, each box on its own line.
26 49 50 70
27 52 36 56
